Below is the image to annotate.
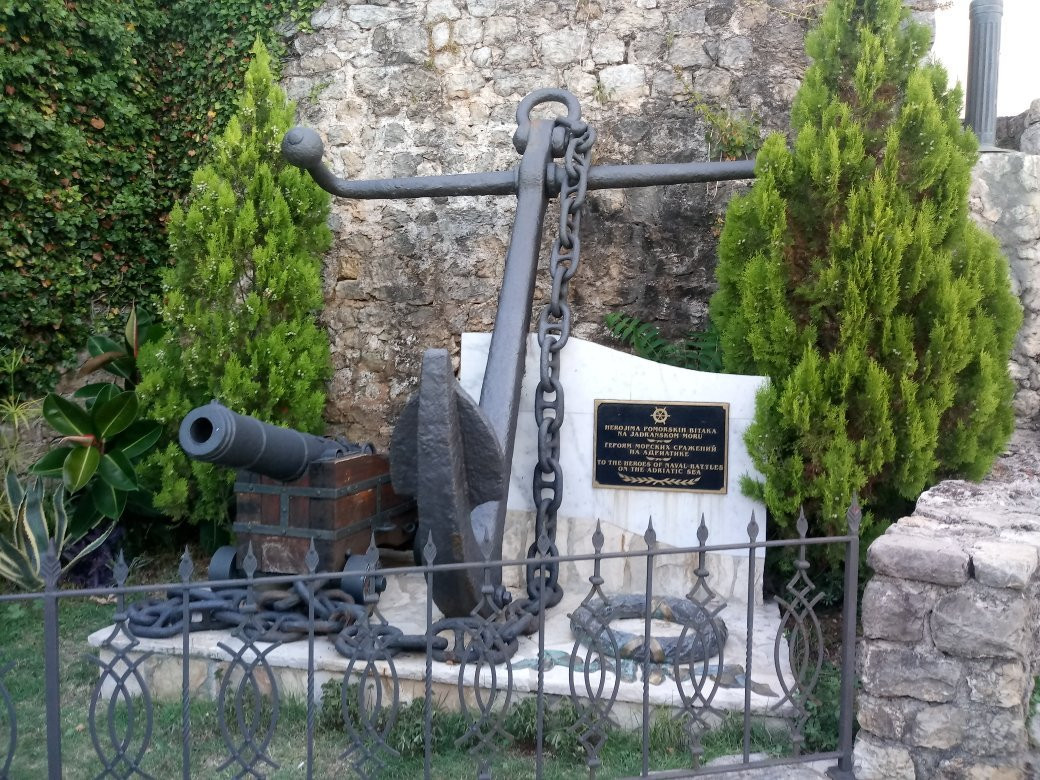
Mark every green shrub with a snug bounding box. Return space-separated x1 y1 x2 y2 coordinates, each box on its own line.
710 0 1021 549
136 40 332 537
0 0 323 398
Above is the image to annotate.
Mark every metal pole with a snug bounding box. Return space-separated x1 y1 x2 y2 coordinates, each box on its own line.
829 500 861 779
42 543 61 780
964 0 1003 148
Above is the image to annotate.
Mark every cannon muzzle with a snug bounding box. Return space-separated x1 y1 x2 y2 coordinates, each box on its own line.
180 402 367 482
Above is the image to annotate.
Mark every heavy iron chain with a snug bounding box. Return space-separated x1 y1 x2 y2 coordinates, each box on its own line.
515 114 596 621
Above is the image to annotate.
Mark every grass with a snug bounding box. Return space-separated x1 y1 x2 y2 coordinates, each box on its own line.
0 566 834 777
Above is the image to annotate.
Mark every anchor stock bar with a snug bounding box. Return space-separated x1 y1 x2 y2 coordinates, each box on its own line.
281 127 755 201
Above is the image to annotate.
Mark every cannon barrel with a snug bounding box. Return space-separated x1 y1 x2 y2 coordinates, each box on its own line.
180 402 359 482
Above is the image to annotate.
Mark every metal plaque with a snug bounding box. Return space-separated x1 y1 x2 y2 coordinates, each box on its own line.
593 400 728 494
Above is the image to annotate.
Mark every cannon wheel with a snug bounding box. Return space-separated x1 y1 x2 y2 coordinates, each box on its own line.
341 553 386 607
208 546 239 583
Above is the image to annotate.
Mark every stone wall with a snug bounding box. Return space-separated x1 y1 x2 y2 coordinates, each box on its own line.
281 0 816 446
854 429 1040 779
997 99 1040 154
971 150 1040 426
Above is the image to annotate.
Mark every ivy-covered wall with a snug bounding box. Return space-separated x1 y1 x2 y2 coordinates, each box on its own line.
0 0 322 397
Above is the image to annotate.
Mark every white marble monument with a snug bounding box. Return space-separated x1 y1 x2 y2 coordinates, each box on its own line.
460 334 769 604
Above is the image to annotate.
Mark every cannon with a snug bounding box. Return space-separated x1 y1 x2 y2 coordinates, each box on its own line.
179 402 415 598
179 401 366 482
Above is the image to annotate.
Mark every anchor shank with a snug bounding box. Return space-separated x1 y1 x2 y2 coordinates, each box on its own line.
472 118 556 555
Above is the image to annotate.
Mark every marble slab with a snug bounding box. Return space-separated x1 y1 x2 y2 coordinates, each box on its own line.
88 571 797 728
460 334 769 603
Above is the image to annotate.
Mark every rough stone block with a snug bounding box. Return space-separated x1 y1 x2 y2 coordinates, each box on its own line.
860 642 963 702
965 660 1029 708
867 532 970 586
908 702 968 749
853 732 915 780
857 693 921 740
963 708 1029 756
971 540 1038 589
598 64 648 103
931 586 1030 659
934 758 1027 780
860 575 941 642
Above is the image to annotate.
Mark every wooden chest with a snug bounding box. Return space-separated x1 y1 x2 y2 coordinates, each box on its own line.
232 453 415 574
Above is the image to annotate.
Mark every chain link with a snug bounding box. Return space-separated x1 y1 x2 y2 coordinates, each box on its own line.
518 115 596 619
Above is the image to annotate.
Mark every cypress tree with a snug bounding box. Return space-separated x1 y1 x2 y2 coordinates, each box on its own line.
710 0 1021 547
137 39 332 534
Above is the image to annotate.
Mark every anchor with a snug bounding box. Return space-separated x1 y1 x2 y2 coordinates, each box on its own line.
282 89 756 619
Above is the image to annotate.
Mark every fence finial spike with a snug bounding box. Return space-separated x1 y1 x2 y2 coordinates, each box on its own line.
305 538 319 574
847 491 862 534
423 530 437 565
697 513 709 545
644 516 657 548
242 541 258 578
42 538 60 588
796 506 808 538
178 546 194 582
747 511 759 542
592 518 604 553
113 549 129 587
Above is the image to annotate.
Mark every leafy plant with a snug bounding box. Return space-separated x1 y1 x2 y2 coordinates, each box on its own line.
136 39 332 537
0 348 41 482
29 309 162 530
710 0 1021 556
803 662 842 753
30 388 161 530
606 313 724 372
1 0 324 398
0 472 113 590
77 306 163 391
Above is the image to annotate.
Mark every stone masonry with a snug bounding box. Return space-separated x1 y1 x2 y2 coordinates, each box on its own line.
279 0 815 446
971 149 1040 427
854 429 1040 779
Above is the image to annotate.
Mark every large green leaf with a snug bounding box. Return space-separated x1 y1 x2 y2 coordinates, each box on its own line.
124 306 138 354
93 391 139 440
89 479 127 521
0 535 39 590
30 447 74 479
42 394 93 436
110 420 162 460
87 334 123 357
4 470 25 515
51 485 69 552
74 382 120 410
19 483 50 565
63 446 100 492
99 451 138 491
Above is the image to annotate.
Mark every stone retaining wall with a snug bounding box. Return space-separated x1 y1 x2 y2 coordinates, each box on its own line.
970 149 1040 427
281 0 816 446
854 429 1040 779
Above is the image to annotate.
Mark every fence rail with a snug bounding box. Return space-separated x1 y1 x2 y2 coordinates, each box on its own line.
0 503 860 779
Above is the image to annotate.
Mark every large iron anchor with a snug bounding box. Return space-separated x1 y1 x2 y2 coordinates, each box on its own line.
282 89 755 618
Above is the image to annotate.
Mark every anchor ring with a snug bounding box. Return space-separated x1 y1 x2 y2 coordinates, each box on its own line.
570 594 727 664
513 88 584 154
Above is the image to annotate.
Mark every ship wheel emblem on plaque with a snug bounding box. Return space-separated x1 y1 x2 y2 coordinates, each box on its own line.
651 406 670 425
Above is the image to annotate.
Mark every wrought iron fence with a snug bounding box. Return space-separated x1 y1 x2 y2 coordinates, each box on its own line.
0 501 860 779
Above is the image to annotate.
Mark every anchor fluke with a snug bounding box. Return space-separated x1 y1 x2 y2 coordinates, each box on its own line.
388 349 506 616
